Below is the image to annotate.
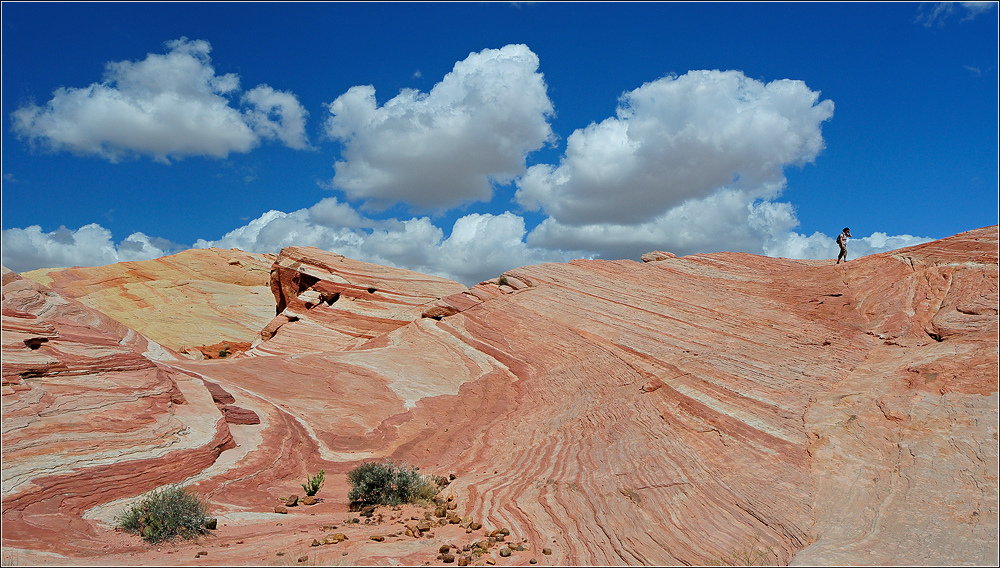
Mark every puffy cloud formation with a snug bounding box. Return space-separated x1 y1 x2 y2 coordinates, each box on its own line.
324 44 555 210
516 70 834 226
525 187 933 264
10 38 308 163
4 44 937 286
1 224 180 274
526 189 798 261
766 230 934 261
193 199 582 285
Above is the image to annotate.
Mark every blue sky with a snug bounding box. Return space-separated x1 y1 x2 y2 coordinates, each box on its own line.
2 2 997 285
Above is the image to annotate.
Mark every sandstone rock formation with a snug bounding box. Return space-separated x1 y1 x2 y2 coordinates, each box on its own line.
1 226 996 566
1 267 235 556
22 248 276 355
251 246 467 354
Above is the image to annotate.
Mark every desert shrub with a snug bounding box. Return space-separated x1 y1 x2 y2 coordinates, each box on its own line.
347 460 438 509
302 469 325 496
498 276 509 287
115 485 212 544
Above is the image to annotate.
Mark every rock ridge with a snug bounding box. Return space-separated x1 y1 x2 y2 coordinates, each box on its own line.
1 225 996 566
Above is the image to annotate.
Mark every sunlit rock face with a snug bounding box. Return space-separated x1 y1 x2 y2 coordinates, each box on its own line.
1 226 996 566
1 267 235 555
21 247 277 356
250 245 468 354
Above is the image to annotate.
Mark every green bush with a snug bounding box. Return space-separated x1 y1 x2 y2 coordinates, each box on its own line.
347 460 438 509
302 469 325 496
115 485 212 544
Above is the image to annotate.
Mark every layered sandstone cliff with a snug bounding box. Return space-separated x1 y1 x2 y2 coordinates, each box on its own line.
1 226 996 566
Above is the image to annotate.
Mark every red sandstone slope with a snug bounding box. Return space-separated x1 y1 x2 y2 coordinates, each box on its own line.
1 268 235 556
1 226 996 566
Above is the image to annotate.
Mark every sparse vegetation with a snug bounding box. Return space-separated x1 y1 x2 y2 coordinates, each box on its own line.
498 275 509 287
347 460 439 509
115 485 213 544
302 469 325 496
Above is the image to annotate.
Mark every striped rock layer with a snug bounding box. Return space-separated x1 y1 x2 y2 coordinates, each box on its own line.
1 227 996 566
22 248 277 355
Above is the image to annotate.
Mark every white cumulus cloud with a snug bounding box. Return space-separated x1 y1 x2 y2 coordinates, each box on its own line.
515 69 834 226
194 202 581 286
1 224 180 274
324 44 555 210
10 38 309 163
526 189 799 261
765 230 934 261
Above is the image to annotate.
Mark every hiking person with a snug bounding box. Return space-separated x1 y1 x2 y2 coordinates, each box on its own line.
836 227 852 264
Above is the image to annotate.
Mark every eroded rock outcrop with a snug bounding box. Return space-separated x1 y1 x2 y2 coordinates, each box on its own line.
22 248 277 355
1 267 236 554
1 227 995 566
251 246 467 354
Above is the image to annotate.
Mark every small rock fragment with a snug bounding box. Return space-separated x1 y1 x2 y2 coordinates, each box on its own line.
274 506 288 514
370 535 385 542
542 548 552 555
500 546 512 557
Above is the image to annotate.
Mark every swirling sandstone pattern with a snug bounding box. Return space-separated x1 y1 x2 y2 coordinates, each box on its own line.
1 227 996 566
